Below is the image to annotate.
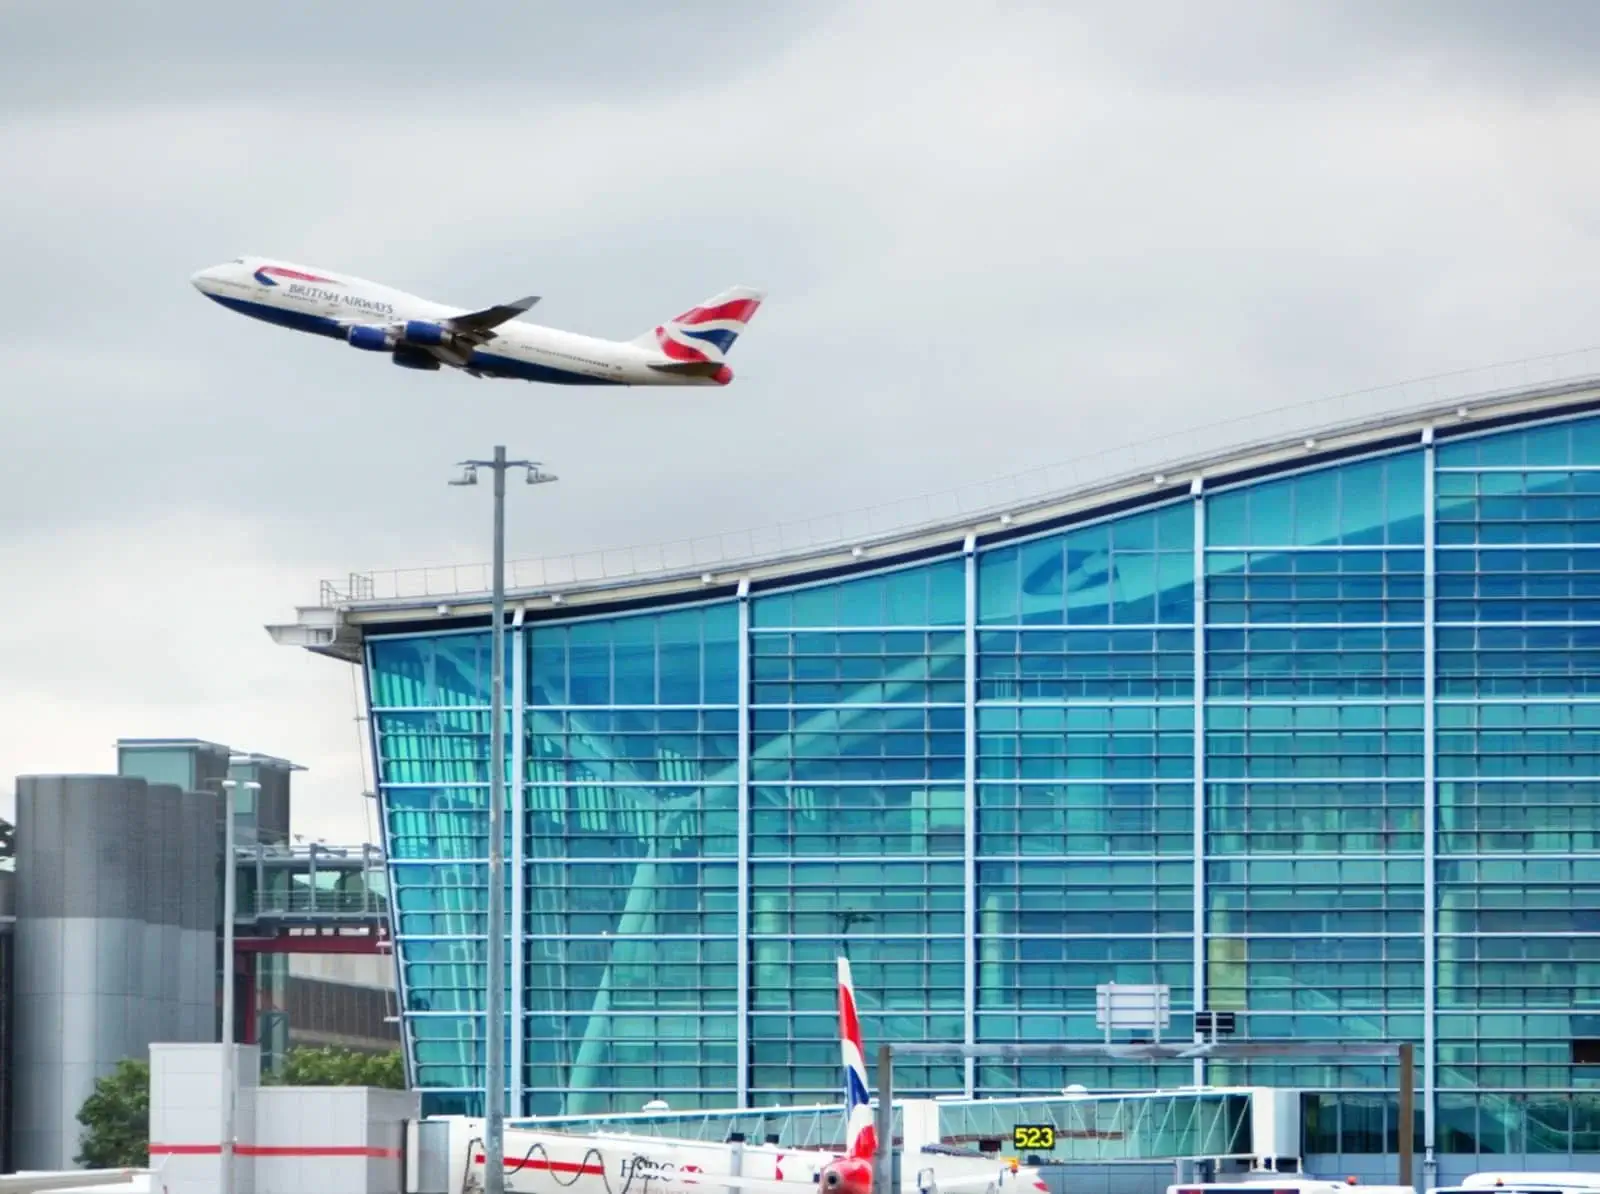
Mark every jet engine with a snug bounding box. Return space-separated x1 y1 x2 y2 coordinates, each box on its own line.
391 346 441 371
399 320 455 348
347 325 395 351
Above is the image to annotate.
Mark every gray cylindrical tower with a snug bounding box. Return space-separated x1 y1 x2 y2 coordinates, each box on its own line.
13 774 150 1172
177 787 200 1041
150 783 185 1043
179 787 223 1042
121 775 152 1068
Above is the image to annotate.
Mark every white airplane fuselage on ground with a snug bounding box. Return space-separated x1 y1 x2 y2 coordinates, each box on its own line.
189 258 763 386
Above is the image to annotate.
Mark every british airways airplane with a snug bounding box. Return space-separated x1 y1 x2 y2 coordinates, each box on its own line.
189 257 763 386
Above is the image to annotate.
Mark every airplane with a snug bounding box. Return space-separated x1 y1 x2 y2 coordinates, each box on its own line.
188 257 763 387
455 957 1047 1194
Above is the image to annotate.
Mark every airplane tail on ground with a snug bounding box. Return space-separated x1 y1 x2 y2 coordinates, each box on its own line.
838 956 879 1161
631 286 765 364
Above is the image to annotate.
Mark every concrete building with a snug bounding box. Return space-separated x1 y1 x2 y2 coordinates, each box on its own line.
5 738 397 1170
147 1042 415 1194
287 955 403 1054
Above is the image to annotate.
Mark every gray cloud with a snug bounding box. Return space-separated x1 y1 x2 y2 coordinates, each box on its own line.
3 0 1599 833
0 1 846 112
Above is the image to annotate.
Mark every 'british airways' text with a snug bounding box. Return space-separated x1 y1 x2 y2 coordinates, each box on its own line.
286 283 394 316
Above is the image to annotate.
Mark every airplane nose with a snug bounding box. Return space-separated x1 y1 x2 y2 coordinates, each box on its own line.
190 265 220 291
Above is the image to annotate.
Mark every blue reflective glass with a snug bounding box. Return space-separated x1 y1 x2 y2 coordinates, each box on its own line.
1207 451 1425 547
1436 412 1600 468
978 504 1193 626
752 559 966 628
367 412 1600 1132
370 632 510 707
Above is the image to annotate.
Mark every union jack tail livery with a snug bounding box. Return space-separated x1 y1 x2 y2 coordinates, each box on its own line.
632 286 765 382
838 956 878 1161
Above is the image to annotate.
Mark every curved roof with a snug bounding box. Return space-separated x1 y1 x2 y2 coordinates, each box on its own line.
269 349 1600 663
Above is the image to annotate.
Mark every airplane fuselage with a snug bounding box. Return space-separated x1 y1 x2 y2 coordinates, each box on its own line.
190 258 748 386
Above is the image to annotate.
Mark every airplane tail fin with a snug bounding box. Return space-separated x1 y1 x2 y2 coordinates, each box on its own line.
630 286 765 364
838 956 879 1161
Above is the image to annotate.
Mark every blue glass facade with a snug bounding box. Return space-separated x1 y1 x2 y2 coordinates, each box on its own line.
363 406 1600 1159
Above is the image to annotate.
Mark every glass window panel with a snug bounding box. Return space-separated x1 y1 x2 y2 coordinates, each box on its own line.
370 412 1600 1116
1208 491 1249 547
1339 458 1386 545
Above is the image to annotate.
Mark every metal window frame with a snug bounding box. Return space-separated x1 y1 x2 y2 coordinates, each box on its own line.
510 611 527 1115
737 576 752 1107
1191 479 1207 1090
1421 424 1439 1175
963 532 978 1097
363 638 417 1094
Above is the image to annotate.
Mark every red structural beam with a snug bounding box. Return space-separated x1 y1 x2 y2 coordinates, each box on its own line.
233 926 388 955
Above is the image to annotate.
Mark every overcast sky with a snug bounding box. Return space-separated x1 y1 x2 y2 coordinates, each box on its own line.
2 0 1598 844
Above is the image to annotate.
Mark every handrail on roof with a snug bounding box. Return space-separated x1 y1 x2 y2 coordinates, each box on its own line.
233 841 384 862
317 345 1600 605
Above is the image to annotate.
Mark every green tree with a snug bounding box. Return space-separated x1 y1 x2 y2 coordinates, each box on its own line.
74 1046 403 1167
75 1058 149 1169
270 1045 404 1088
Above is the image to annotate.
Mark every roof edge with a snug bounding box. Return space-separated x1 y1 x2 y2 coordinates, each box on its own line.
271 369 1600 654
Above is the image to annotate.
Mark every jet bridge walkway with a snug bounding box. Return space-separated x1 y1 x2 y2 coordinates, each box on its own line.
231 841 390 954
511 1088 1262 1164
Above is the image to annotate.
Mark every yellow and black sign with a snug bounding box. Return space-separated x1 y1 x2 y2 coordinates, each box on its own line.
1011 1124 1056 1151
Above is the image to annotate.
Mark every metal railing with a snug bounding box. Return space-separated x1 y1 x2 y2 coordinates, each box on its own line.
238 841 385 867
233 839 389 923
318 346 1600 604
237 886 389 921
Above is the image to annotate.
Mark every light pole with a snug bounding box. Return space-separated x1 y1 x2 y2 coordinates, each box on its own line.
451 446 556 1194
219 766 260 1194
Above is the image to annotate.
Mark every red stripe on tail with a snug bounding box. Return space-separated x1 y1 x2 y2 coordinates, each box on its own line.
672 299 761 325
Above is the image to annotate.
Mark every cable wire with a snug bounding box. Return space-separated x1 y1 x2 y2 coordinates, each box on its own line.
462 1135 684 1194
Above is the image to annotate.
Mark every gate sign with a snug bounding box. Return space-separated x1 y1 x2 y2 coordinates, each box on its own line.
1012 1124 1056 1152
1094 982 1171 1042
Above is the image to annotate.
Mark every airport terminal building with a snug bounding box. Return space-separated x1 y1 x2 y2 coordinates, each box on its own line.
272 370 1600 1169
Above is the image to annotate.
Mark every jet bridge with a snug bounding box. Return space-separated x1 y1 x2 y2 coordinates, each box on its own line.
508 1087 1276 1164
875 1041 1416 1190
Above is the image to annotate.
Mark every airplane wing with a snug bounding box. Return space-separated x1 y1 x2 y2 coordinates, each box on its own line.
445 295 540 336
428 296 541 370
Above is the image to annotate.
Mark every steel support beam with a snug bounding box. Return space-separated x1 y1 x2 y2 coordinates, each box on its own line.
1190 481 1207 1090
873 1043 895 1194
962 533 978 1098
232 931 387 955
510 609 527 1117
1420 426 1438 1179
737 578 752 1107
